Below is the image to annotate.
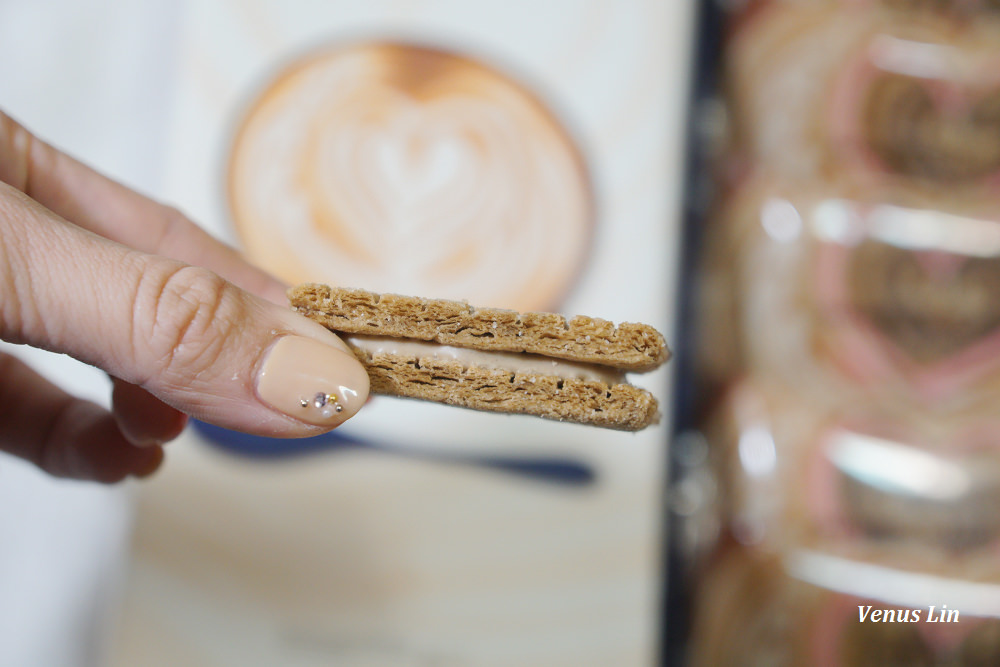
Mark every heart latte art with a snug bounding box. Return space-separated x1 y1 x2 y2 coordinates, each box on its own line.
228 43 592 311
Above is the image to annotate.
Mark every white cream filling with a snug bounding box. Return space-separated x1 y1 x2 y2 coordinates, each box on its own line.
344 335 626 386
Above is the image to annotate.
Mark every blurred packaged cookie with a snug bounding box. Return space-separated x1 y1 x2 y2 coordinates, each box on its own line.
694 181 760 390
714 395 1000 580
690 548 1000 666
725 2 892 177
715 174 1000 418
827 17 1000 190
695 173 798 390
689 549 809 667
691 0 1000 661
876 0 1000 16
727 3 1000 192
701 377 811 547
788 417 1000 581
729 0 1000 18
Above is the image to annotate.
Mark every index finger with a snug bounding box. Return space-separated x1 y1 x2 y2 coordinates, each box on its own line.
0 111 286 304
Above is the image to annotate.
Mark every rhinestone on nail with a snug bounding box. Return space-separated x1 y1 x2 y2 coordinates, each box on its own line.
300 392 343 416
314 392 344 412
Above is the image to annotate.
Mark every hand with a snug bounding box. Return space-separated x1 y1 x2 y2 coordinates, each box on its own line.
0 111 370 483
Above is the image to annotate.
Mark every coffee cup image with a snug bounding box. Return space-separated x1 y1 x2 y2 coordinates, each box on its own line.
227 41 593 313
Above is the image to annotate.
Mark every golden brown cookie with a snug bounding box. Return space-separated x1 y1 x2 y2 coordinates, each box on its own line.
289 284 668 430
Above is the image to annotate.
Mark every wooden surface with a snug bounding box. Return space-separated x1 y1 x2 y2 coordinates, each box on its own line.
111 426 665 666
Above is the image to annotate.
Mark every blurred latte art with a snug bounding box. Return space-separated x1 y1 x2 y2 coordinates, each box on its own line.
228 43 592 311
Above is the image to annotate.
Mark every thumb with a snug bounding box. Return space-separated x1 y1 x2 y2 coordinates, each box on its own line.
0 181 369 436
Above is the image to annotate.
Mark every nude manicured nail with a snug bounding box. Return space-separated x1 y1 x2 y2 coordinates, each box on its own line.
256 336 370 426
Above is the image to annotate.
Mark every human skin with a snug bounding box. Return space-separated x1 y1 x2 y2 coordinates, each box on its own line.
0 111 369 483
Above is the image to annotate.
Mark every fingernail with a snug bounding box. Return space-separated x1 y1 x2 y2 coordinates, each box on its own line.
256 336 370 426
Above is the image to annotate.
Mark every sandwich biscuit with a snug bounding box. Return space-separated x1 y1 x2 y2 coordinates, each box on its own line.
289 284 669 431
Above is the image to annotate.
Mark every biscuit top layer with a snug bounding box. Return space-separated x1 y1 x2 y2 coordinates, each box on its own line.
289 284 670 372
344 335 626 385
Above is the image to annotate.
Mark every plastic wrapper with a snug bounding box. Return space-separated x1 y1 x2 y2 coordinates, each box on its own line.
726 3 1000 193
701 174 1000 419
687 0 1000 659
708 378 1000 581
690 548 1000 666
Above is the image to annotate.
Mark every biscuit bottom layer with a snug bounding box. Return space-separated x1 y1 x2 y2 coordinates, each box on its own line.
343 335 626 386
342 334 657 429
